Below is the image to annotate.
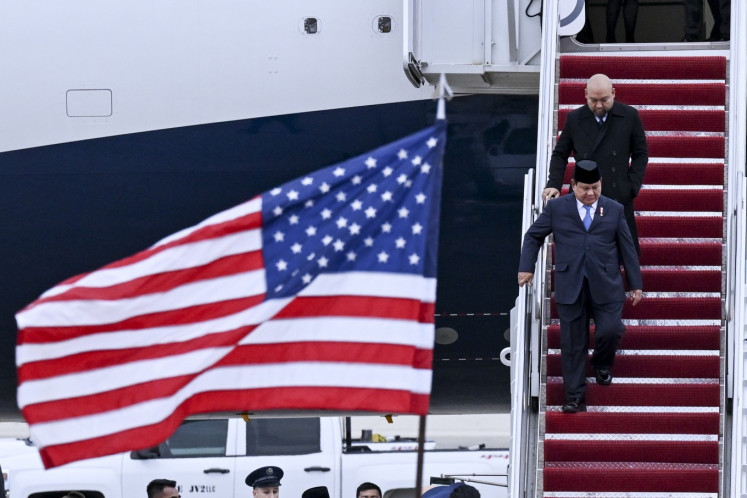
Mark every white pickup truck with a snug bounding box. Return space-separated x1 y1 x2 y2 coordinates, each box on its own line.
0 417 508 498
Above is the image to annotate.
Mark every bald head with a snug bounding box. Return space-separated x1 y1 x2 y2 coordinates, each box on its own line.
585 74 615 117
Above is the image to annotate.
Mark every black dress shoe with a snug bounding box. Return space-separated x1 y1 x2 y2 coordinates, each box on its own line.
562 399 587 413
596 368 612 385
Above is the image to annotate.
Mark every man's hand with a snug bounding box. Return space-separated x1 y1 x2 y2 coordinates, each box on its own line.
628 289 642 306
518 272 534 287
542 187 560 201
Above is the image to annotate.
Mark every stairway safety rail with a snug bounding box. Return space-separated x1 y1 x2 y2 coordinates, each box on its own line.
727 1 747 495
507 1 559 497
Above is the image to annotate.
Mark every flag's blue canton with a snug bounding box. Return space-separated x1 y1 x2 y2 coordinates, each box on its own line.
262 123 446 298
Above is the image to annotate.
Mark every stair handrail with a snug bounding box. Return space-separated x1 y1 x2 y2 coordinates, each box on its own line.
727 0 747 494
506 2 560 497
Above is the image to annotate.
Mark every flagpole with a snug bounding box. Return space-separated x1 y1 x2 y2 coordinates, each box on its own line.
415 414 427 496
434 73 453 120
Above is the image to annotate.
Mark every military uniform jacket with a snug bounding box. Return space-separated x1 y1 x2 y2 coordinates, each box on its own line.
547 101 648 204
518 194 642 305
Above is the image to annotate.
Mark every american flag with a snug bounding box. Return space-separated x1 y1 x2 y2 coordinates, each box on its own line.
15 121 447 468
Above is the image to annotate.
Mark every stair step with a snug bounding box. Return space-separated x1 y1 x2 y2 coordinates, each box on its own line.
551 295 722 320
558 108 725 132
545 381 720 407
638 239 722 266
543 462 719 493
546 324 722 350
544 439 718 464
563 160 725 185
559 55 727 80
637 215 722 238
545 411 720 434
545 354 719 378
635 188 723 212
559 81 726 106
550 266 721 292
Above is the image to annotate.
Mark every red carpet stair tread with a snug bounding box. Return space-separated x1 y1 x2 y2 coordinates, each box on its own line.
540 54 725 495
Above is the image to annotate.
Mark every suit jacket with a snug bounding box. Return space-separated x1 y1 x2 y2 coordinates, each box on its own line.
518 194 642 305
547 101 648 204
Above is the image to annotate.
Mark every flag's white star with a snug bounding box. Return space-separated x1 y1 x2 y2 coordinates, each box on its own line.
273 206 283 216
367 184 377 193
364 237 374 247
333 239 345 251
320 182 330 193
421 163 431 174
271 187 282 196
273 231 285 242
287 190 299 201
409 253 420 265
395 237 406 248
276 259 288 271
301 177 314 186
382 166 393 177
349 223 361 235
307 252 316 260
275 284 283 292
412 156 422 166
365 207 377 218
336 192 347 202
415 193 426 204
291 243 302 254
377 251 390 263
412 223 423 235
351 200 363 211
381 191 393 202
346 251 357 261
398 149 408 159
336 217 348 228
365 157 377 168
289 214 299 225
302 273 312 284
318 256 329 268
427 137 438 148
398 207 409 218
305 200 314 208
306 226 317 236
382 222 392 233
405 180 413 188
397 174 408 184
322 235 333 246
321 208 332 220
352 175 362 185
333 167 345 177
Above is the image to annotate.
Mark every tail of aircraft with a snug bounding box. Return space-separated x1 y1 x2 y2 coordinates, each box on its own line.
510 1 747 495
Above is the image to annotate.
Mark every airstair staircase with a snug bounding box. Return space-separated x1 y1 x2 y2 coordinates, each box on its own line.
539 53 726 496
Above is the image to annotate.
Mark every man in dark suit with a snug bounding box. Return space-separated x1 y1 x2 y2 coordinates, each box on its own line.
543 74 648 252
519 160 642 413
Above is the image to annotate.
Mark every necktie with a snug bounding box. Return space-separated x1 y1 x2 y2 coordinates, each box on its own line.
583 205 592 231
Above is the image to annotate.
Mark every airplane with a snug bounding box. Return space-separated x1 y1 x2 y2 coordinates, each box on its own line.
0 0 737 424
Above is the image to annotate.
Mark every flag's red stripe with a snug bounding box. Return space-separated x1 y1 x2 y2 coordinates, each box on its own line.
275 296 435 323
21 339 432 383
17 295 266 344
48 210 262 289
18 326 257 382
29 251 263 306
36 386 430 468
21 345 432 422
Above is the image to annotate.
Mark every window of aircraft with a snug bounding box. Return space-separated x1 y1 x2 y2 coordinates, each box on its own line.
376 16 392 34
245 417 321 456
303 17 319 35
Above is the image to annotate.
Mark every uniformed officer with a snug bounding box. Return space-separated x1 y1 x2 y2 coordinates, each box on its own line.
245 466 284 497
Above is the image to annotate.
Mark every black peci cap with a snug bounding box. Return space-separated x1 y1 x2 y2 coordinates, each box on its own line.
245 466 284 488
574 160 601 184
